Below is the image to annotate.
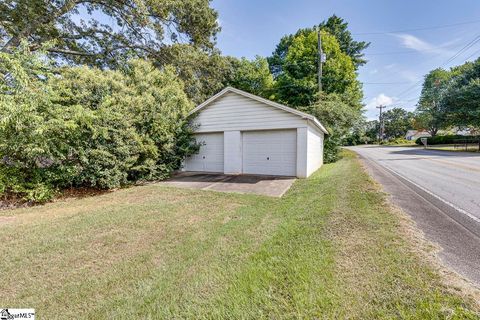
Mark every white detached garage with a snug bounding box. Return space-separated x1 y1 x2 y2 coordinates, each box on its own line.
184 87 328 178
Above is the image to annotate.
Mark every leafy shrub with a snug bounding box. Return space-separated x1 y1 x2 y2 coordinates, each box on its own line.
0 48 197 202
414 135 478 145
381 137 411 145
300 92 362 163
323 136 342 163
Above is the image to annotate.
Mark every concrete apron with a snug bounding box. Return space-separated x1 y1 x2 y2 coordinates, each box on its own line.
159 172 295 197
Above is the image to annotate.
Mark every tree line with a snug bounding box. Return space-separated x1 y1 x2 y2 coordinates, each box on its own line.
1 1 368 201
415 59 480 137
355 58 480 144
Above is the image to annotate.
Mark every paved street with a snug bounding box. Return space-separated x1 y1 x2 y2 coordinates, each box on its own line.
350 145 480 286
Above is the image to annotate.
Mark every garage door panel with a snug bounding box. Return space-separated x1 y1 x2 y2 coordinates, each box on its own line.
185 133 224 173
242 130 297 176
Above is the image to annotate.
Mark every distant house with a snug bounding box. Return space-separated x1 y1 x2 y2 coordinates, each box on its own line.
453 127 476 136
405 130 431 141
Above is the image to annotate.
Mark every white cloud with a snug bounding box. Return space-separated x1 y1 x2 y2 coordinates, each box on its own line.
364 93 397 120
393 33 454 55
395 34 433 52
369 68 378 74
366 93 395 111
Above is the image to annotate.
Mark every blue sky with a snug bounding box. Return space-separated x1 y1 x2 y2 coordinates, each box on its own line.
211 0 480 120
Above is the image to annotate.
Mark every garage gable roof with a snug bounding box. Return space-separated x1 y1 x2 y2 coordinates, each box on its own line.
189 87 329 134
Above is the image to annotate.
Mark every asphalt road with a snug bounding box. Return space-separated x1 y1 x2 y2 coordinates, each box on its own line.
349 145 480 286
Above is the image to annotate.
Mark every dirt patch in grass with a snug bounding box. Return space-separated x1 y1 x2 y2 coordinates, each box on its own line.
57 187 113 200
0 196 33 210
0 187 113 211
0 215 16 225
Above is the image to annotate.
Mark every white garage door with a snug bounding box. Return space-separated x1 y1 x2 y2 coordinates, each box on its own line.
185 133 224 172
242 129 297 176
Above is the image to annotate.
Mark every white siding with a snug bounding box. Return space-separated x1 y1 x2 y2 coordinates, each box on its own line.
193 92 308 132
224 131 242 174
306 123 324 176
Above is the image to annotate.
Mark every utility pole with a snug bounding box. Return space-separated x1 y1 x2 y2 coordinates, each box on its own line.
376 105 387 142
317 26 323 94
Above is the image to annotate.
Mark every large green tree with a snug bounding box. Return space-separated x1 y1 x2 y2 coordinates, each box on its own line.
416 68 451 136
159 51 276 105
225 55 274 99
319 14 370 68
267 18 366 162
300 92 362 162
441 58 480 129
159 45 232 104
268 29 363 108
383 107 414 139
0 0 219 66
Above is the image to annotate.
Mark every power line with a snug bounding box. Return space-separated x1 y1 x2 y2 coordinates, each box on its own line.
367 50 431 56
353 19 480 36
394 33 480 100
363 81 411 85
464 47 480 61
399 97 420 102
365 42 459 56
441 35 480 66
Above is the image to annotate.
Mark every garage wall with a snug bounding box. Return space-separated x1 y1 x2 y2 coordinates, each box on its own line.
193 92 307 132
296 127 308 178
306 123 324 176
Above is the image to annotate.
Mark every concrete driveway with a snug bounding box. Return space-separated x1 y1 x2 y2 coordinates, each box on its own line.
159 172 295 197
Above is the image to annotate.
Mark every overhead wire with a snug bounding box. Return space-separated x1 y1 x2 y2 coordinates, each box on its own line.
352 19 480 36
269 20 480 104
394 33 480 100
464 47 480 61
365 42 460 56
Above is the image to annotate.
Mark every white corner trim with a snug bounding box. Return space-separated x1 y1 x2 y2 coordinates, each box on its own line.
189 87 329 134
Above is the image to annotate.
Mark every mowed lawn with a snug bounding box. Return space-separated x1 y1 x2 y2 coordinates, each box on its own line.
1 151 478 319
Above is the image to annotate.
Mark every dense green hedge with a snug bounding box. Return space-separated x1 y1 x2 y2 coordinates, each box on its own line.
0 49 198 202
414 135 479 145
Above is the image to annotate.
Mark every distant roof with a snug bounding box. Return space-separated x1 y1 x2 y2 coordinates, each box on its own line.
189 87 329 134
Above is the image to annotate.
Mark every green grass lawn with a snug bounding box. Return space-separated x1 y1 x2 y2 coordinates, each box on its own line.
1 151 478 319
